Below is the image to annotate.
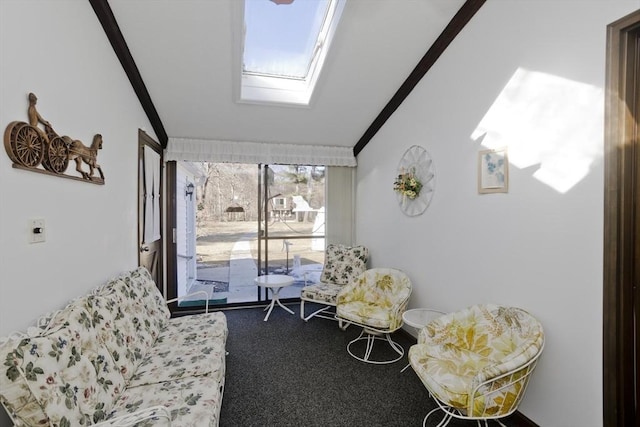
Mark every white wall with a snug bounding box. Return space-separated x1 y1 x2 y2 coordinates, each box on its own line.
0 2 153 422
355 1 639 426
0 1 153 340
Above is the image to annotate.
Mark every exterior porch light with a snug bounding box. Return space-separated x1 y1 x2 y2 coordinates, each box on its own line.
185 182 195 199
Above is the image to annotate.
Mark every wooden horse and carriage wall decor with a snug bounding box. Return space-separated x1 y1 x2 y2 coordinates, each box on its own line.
4 93 105 184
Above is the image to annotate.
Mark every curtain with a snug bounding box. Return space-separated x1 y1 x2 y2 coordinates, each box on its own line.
325 166 355 246
165 138 356 167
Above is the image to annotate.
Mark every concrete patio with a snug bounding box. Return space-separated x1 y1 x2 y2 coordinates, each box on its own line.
186 234 323 305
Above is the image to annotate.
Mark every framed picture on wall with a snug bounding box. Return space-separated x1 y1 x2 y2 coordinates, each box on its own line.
478 148 509 194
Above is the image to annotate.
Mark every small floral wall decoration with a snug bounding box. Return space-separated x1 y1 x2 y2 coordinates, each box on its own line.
395 145 435 217
394 168 423 200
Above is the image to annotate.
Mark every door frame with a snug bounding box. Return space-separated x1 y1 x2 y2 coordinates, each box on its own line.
166 162 328 312
603 9 640 426
138 129 164 295
166 160 179 310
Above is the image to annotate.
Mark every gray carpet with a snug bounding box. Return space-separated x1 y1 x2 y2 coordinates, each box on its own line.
218 304 521 427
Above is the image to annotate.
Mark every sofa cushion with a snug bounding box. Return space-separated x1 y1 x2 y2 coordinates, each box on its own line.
0 298 96 426
0 335 49 426
129 312 228 387
127 267 171 324
63 269 170 384
2 305 125 426
155 312 227 345
108 375 224 427
85 286 150 382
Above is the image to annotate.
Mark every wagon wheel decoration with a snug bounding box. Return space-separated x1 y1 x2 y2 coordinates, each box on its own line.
4 121 44 167
3 93 105 184
42 136 69 173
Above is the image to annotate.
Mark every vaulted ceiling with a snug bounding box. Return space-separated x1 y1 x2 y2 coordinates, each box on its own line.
90 0 484 155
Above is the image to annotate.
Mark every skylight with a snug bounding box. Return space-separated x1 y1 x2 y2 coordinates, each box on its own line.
239 0 345 106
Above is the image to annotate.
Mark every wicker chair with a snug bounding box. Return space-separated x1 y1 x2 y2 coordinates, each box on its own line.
299 244 368 324
408 304 544 427
336 268 412 364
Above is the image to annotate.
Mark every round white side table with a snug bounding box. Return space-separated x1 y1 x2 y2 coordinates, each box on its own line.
403 308 446 330
401 308 446 372
255 274 295 321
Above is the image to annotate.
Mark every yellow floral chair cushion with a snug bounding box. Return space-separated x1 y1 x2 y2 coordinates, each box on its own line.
408 304 544 419
336 268 411 331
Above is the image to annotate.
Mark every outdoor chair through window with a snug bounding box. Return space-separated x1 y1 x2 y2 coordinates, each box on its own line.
300 243 368 324
408 304 544 427
336 268 412 364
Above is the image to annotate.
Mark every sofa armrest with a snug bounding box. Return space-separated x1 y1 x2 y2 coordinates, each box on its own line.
95 405 171 427
166 291 210 313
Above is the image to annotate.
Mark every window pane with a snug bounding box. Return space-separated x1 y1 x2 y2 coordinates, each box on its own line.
243 0 331 79
175 162 326 308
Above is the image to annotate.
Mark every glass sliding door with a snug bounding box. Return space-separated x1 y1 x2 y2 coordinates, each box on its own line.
173 161 325 309
195 163 259 305
257 164 326 300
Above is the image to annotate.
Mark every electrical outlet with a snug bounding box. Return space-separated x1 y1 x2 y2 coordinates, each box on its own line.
30 218 45 243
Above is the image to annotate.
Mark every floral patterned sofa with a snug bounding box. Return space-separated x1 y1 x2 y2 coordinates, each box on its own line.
408 304 544 425
0 267 227 427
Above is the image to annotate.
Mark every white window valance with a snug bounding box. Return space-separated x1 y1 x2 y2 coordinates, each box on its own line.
165 138 356 167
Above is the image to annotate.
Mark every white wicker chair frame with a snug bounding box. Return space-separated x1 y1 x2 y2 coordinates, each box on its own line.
345 324 406 364
299 276 339 322
337 269 411 364
300 281 349 329
421 343 544 427
300 300 335 321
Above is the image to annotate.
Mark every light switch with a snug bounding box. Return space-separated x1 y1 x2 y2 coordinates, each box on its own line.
30 218 45 243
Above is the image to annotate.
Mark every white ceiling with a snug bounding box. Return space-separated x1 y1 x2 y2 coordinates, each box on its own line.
108 0 465 149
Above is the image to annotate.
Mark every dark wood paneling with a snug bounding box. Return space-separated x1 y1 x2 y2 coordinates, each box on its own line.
165 160 178 307
353 0 486 156
89 0 168 148
603 9 640 427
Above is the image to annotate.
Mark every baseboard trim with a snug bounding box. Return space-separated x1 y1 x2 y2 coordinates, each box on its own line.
508 411 539 427
398 329 539 427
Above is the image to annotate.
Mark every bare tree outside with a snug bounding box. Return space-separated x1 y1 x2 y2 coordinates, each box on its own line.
195 163 325 286
197 163 258 224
